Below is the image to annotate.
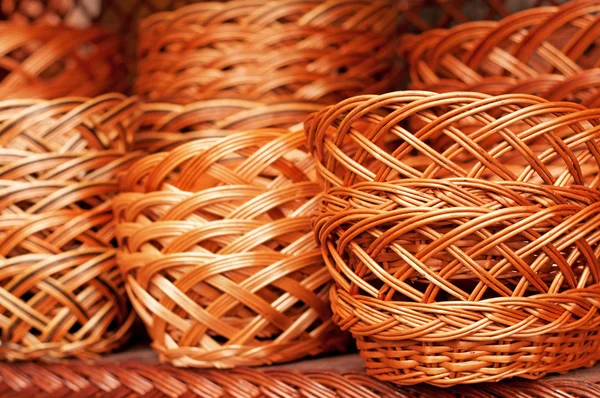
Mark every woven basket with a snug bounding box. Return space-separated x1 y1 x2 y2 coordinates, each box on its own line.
0 23 124 99
306 91 600 385
306 91 600 191
115 123 348 367
406 0 600 98
135 0 399 104
314 178 600 386
0 94 142 361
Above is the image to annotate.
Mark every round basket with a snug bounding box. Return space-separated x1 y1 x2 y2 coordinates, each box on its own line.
314 178 600 386
0 23 124 99
406 0 600 99
135 0 399 104
115 125 347 368
305 91 600 191
0 94 142 361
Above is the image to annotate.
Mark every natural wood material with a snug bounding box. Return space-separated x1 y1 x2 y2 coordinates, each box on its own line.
135 0 399 104
406 0 600 99
306 91 600 191
2 357 600 397
115 124 347 368
0 94 142 361
0 23 124 99
306 90 600 385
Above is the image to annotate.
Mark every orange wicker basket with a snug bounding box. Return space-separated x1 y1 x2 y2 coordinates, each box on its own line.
0 94 142 361
406 0 600 100
306 91 600 386
135 0 399 104
0 23 124 99
115 123 348 367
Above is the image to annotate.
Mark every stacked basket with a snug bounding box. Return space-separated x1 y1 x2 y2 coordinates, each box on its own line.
114 0 401 368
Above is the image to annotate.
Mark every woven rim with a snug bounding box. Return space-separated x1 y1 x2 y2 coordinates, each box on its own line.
116 124 347 368
0 94 142 360
135 0 399 104
3 361 600 397
313 178 600 385
0 23 124 99
406 0 600 98
135 100 323 153
305 91 600 191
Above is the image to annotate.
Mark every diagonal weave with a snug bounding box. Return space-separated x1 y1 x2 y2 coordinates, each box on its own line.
314 178 600 386
0 23 124 99
0 94 142 361
306 91 600 191
406 0 600 99
1 360 600 397
115 126 347 368
135 0 399 104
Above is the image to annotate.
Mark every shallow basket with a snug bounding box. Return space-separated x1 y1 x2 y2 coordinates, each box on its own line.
0 94 142 361
115 123 347 368
0 23 124 99
135 0 399 104
314 178 600 386
406 0 600 100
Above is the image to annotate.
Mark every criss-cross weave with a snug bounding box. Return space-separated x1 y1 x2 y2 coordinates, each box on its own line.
406 0 600 97
305 91 600 191
0 94 141 361
135 0 398 104
116 127 345 368
314 178 600 386
136 100 323 152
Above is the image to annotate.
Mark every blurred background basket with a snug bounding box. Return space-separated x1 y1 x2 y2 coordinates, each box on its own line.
405 0 600 100
115 126 348 368
306 91 600 385
0 23 124 99
0 94 142 360
135 0 400 104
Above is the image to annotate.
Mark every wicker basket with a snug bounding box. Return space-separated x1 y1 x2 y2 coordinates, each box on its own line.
0 94 142 361
135 0 399 104
115 123 348 368
0 22 124 99
406 0 600 99
306 91 600 385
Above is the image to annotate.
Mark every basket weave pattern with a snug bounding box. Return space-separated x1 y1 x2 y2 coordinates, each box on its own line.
406 0 600 99
116 125 346 368
0 94 141 360
307 91 600 385
0 23 124 99
135 0 399 104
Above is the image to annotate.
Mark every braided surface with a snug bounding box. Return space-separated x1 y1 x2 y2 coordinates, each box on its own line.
116 126 345 368
314 178 600 386
306 91 600 191
135 0 399 104
0 0 101 27
2 360 600 397
0 94 142 360
0 23 124 99
136 100 323 152
407 0 600 98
